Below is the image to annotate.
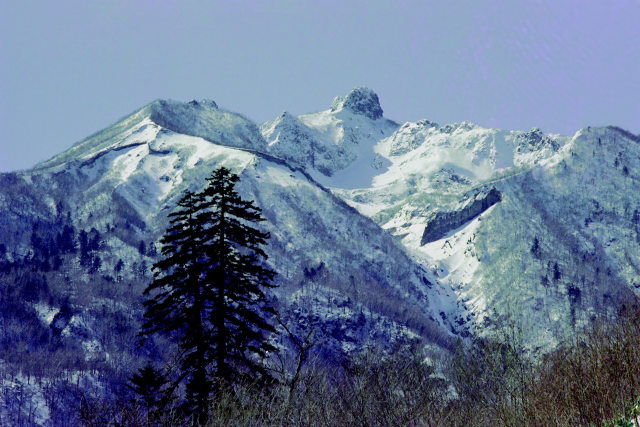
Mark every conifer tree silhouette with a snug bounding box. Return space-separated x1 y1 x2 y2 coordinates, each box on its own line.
129 362 168 424
140 167 277 423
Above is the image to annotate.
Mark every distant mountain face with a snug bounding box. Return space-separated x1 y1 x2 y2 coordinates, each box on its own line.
261 87 399 188
1 87 639 419
334 120 640 351
0 90 453 375
260 91 640 351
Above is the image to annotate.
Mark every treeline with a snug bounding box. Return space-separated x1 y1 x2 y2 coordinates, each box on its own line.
448 306 640 426
73 303 640 426
0 213 157 426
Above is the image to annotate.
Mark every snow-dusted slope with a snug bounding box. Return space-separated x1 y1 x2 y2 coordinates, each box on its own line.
5 88 639 356
261 87 399 189
333 119 640 351
37 99 267 172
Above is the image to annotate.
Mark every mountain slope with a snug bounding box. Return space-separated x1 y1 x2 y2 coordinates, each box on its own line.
333 120 640 351
0 94 452 379
1 87 639 423
261 87 399 189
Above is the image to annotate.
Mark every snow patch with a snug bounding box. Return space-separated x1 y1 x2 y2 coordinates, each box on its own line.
33 303 59 326
404 206 497 324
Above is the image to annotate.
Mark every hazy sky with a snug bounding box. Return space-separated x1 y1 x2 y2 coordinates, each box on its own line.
1 0 639 172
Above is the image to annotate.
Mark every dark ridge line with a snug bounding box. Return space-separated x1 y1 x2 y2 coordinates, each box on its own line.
606 126 640 143
77 142 148 169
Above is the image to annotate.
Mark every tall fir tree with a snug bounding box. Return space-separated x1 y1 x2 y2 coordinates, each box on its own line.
199 167 278 385
140 167 277 423
141 190 211 420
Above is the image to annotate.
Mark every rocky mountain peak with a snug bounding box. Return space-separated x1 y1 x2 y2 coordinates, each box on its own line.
276 111 297 122
331 87 383 120
187 99 218 109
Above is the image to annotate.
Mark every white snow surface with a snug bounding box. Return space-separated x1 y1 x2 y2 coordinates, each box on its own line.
21 91 446 362
33 302 60 326
261 90 399 189
413 206 496 325
324 115 639 349
0 367 50 426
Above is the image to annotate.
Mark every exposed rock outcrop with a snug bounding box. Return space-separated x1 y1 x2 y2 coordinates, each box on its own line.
420 187 502 245
331 87 383 120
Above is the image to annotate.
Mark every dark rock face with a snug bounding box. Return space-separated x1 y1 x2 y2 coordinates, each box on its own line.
332 87 383 120
187 99 218 109
420 187 502 245
515 128 560 152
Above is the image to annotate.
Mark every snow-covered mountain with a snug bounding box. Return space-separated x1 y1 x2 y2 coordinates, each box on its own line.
261 87 399 188
330 119 640 351
1 87 639 422
260 88 640 352
0 93 451 369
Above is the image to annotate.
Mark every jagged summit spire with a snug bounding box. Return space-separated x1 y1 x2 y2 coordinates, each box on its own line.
331 87 383 120
186 99 218 109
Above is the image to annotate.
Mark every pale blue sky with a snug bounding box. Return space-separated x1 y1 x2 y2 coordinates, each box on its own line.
1 0 639 172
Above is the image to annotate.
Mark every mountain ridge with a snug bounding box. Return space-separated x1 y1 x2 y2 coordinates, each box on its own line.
1 87 640 423
9 88 640 349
